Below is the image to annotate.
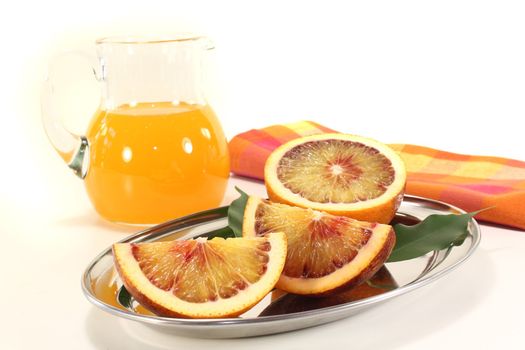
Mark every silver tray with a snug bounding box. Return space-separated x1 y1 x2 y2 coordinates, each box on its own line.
81 195 481 338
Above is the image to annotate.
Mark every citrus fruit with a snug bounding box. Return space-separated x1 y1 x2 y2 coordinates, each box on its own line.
243 197 395 296
112 232 287 318
264 133 406 224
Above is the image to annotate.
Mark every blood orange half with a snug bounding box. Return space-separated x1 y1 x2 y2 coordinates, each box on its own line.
243 197 395 296
112 232 287 318
264 133 406 224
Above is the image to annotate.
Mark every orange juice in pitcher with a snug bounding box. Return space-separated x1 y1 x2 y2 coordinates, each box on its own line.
42 36 230 224
85 101 229 224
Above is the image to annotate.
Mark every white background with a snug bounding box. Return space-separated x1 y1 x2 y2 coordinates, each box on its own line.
1 1 524 349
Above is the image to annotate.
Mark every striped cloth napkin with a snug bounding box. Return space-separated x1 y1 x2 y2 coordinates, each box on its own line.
228 121 525 230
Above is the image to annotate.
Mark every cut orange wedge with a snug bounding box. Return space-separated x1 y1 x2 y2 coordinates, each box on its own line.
113 232 287 318
243 197 395 296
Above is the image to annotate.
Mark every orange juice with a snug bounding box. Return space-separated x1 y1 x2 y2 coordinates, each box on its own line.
85 102 230 224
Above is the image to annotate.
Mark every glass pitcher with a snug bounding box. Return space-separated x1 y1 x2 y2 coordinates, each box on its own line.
42 35 230 225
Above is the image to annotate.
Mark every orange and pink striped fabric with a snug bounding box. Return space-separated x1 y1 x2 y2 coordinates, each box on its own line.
228 121 525 230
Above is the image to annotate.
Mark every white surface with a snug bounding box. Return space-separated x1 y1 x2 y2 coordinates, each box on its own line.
1 1 525 349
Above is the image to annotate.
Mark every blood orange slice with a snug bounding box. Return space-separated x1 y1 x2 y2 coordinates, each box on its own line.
243 197 395 296
264 133 406 223
112 232 287 318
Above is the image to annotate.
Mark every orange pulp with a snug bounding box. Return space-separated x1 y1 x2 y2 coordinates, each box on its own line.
85 102 230 224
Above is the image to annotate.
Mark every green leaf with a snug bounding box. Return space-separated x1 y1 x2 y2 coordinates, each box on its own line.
205 226 236 239
387 211 479 262
227 187 249 237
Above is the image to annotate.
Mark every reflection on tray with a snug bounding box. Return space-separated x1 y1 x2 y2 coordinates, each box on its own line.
260 266 397 316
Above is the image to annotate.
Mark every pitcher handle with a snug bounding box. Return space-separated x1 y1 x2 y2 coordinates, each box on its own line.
41 50 100 179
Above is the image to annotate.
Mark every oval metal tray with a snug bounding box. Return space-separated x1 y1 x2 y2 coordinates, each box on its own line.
81 195 481 338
